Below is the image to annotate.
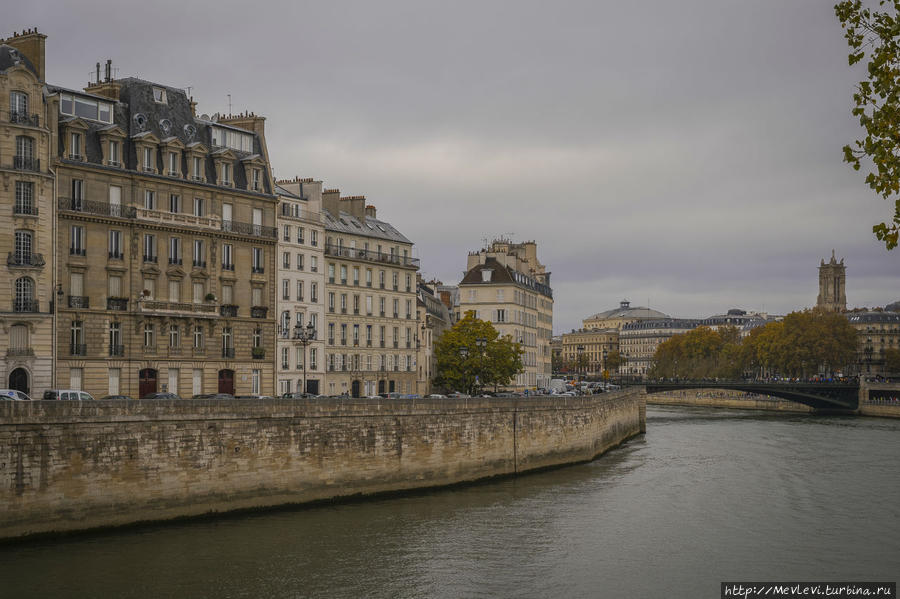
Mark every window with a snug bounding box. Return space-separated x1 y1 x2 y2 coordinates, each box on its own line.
143 147 155 172
70 226 85 256
282 347 290 370
309 348 317 370
328 264 335 284
109 185 122 216
252 286 263 309
169 194 180 214
10 91 28 117
366 296 373 315
193 197 205 217
108 140 120 166
353 294 360 314
168 369 179 395
366 325 372 345
108 275 122 298
282 279 290 300
193 240 205 267
193 282 205 303
283 252 290 268
70 368 83 391
310 256 318 272
380 297 385 317
152 87 167 104
14 277 35 312
328 323 335 345
193 326 204 349
69 132 82 159
168 152 179 176
70 179 84 210
379 271 385 289
393 298 399 318
252 248 264 273
109 230 123 259
297 253 304 270
143 234 157 262
168 279 180 302
14 181 34 215
222 244 233 270
144 190 156 210
310 230 318 246
341 324 347 345
192 156 204 181
109 323 122 355
328 292 335 312
392 272 399 290
109 368 121 395
366 269 372 287
210 127 254 152
283 225 291 242
221 162 231 186
143 324 155 347
168 237 181 265
252 370 260 395
353 267 360 286
497 289 504 301
310 282 318 303
13 230 32 264
253 328 262 348
143 278 155 299
340 265 347 284
340 294 347 313
297 227 304 244
296 281 304 301
353 324 360 345
251 169 261 191
193 369 203 396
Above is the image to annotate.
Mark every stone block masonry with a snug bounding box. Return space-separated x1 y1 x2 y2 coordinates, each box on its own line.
0 392 644 540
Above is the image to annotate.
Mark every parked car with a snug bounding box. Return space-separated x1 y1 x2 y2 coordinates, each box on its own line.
43 389 95 401
427 394 447 399
282 392 317 399
192 393 234 400
235 395 274 400
141 392 181 400
0 389 31 401
100 394 134 401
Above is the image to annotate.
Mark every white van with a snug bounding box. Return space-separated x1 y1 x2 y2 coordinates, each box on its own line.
42 389 95 401
0 389 32 401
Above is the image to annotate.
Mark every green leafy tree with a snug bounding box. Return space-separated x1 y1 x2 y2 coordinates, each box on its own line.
884 347 900 372
434 311 524 394
835 0 900 249
605 350 622 375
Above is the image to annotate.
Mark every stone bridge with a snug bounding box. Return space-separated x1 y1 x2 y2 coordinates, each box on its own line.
641 381 860 412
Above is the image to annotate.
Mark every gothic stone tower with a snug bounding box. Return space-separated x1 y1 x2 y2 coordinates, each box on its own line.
817 250 846 312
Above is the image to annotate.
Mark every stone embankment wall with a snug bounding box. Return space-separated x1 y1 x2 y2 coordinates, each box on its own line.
860 384 900 418
0 392 643 540
644 390 813 413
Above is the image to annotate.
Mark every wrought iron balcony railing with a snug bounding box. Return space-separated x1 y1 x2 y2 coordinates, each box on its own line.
9 111 39 127
7 252 45 267
13 203 37 216
250 306 268 319
13 299 39 312
109 345 125 357
6 347 35 357
107 298 128 311
68 295 89 308
220 304 238 318
70 343 87 356
221 220 277 239
12 156 40 171
58 197 137 219
323 243 420 269
222 347 235 359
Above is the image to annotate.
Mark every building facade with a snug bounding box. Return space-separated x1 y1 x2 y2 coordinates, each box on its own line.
416 278 451 396
582 300 668 331
847 311 900 376
619 318 702 377
320 192 419 397
458 240 553 390
817 250 847 312
0 31 56 397
274 179 326 395
560 328 618 378
52 73 277 399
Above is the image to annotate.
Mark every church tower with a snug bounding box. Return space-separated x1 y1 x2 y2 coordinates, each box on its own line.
817 250 846 312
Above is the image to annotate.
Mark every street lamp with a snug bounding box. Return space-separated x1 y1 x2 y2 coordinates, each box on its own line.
576 345 585 381
293 322 316 396
864 343 873 376
602 348 608 383
475 337 487 394
459 346 470 395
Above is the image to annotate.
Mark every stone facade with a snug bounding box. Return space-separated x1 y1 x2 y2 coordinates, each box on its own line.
847 311 900 376
0 392 645 539
274 179 326 395
0 31 56 398
458 240 553 390
416 278 451 395
560 328 618 377
320 194 419 397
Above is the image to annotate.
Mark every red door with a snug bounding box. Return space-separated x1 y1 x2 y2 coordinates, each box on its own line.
139 368 157 398
218 369 235 395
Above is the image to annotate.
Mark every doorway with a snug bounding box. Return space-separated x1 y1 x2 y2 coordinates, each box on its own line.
218 369 235 395
139 368 158 398
8 368 29 396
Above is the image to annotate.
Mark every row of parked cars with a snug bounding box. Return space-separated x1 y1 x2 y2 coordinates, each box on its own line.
0 389 279 401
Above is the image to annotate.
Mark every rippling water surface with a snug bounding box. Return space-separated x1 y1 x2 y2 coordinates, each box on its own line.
3 407 899 598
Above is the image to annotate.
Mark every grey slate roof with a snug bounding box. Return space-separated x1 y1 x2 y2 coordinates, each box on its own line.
847 311 900 324
323 210 412 244
274 183 302 200
0 44 37 76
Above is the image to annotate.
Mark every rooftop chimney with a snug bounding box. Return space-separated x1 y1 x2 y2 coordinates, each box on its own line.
3 28 46 82
365 204 377 219
84 58 121 100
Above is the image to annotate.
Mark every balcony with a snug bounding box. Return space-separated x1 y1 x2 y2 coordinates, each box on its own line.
220 304 238 318
69 248 86 257
251 306 268 319
221 220 277 239
140 300 218 317
13 203 37 216
143 254 157 263
68 296 89 309
7 252 45 268
168 257 183 266
222 347 235 359
6 347 34 357
107 297 128 311
252 347 266 360
70 344 87 356
135 206 221 230
323 243 420 269
58 197 137 219
192 260 207 268
109 251 123 260
222 263 235 271
13 156 40 172
109 345 125 357
251 266 264 274
13 299 39 312
9 111 39 127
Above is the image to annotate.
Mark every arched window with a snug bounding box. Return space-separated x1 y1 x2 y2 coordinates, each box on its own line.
10 91 28 118
14 277 35 312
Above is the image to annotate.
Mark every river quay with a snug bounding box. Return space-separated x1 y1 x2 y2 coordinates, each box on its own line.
0 391 643 540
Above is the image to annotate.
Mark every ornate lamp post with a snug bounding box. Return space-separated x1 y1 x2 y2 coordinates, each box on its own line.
459 346 470 395
576 345 585 381
864 343 874 376
475 337 487 394
293 322 316 396
602 347 608 384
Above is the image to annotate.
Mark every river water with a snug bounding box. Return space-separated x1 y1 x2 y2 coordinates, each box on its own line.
3 407 899 598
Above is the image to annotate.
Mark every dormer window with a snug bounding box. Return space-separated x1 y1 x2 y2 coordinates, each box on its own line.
143 147 155 172
70 132 82 160
152 87 167 104
251 169 261 191
108 140 120 166
221 162 231 186
168 151 179 177
59 93 113 124
192 156 203 181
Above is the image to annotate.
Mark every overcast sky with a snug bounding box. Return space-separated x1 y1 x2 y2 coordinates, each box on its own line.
9 0 898 332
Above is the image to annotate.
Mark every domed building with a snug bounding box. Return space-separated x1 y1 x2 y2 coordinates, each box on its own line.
582 300 668 331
